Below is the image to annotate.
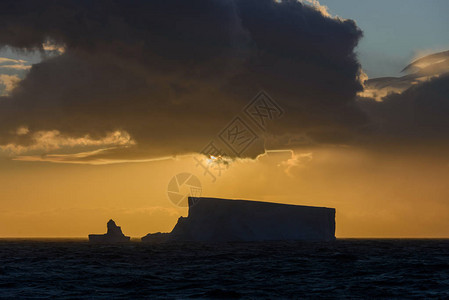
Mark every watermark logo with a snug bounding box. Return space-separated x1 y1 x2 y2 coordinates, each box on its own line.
218 116 258 156
166 90 284 204
167 173 202 207
244 91 284 130
193 90 284 182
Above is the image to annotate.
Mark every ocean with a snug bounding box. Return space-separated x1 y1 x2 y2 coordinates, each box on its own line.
0 239 448 298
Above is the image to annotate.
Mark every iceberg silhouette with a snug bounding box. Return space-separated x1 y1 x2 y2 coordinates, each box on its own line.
142 197 335 242
89 219 130 243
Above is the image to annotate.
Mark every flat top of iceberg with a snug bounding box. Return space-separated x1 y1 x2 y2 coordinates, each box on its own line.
143 197 336 242
188 197 335 211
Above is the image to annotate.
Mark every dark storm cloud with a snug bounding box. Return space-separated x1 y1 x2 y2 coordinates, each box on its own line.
360 50 449 101
359 73 449 143
0 0 364 159
356 50 449 146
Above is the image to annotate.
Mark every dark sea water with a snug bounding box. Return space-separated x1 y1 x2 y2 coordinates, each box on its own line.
1 239 449 299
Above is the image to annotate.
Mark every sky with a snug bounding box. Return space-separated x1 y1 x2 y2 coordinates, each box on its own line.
320 0 449 78
0 0 449 238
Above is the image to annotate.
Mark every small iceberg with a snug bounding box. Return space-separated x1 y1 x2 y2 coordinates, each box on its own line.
89 219 130 243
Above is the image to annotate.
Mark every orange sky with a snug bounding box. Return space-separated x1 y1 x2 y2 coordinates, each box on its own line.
1 146 448 238
0 0 448 239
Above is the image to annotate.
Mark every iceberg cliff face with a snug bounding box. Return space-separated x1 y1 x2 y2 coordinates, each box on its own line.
142 197 335 242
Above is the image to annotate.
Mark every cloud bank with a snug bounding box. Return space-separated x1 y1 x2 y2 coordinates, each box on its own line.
358 50 449 144
360 50 449 101
0 0 365 162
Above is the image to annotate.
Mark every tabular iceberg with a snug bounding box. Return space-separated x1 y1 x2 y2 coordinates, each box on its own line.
142 197 335 242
